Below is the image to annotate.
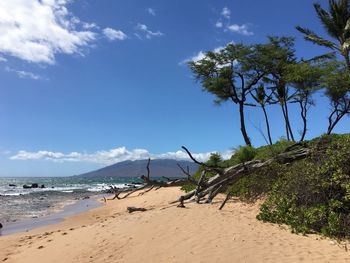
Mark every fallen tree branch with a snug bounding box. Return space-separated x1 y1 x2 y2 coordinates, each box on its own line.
172 146 313 208
127 207 147 213
219 194 231 210
181 146 223 175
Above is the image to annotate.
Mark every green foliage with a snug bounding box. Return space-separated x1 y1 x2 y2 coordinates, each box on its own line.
296 0 350 55
183 134 350 238
230 145 257 164
228 162 283 202
253 139 294 160
181 183 196 193
257 134 350 238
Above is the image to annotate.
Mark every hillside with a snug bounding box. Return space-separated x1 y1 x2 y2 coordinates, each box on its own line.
77 159 198 178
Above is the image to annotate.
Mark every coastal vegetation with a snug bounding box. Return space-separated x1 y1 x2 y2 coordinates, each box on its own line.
181 134 350 239
182 0 350 239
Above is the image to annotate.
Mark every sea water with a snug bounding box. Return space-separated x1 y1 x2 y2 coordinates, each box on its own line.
0 176 142 224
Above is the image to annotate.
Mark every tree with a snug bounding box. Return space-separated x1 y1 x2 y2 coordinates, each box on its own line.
262 36 297 141
322 61 350 134
188 43 267 146
285 61 324 141
296 0 350 73
249 84 274 145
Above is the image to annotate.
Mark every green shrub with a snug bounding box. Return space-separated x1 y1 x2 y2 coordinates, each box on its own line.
181 183 196 193
257 134 350 238
230 145 257 164
228 162 283 202
254 139 294 160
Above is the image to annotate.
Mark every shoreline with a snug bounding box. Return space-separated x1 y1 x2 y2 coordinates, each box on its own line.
1 187 350 262
0 195 104 236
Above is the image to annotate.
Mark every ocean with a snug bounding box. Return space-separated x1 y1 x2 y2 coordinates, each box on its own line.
0 176 142 224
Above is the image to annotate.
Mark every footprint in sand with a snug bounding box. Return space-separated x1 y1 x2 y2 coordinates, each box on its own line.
38 246 44 249
62 232 68 235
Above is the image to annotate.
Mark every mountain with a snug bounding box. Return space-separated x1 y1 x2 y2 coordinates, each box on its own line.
76 159 199 178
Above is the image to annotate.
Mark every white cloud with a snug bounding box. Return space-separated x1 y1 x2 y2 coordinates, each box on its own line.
83 22 98 30
5 66 46 80
103 27 127 41
221 7 231 19
181 45 227 64
147 8 156 16
0 56 7 62
10 147 232 165
215 21 223 28
227 24 253 36
0 0 97 64
136 23 163 39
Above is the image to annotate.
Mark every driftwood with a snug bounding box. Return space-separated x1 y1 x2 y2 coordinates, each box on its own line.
171 145 312 210
127 207 147 213
108 158 195 200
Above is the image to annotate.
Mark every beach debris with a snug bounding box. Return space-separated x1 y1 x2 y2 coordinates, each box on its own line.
8 184 16 187
171 145 312 210
127 207 147 213
108 158 194 200
177 196 186 208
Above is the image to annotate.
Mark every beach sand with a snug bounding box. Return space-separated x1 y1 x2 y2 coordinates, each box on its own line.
0 187 349 263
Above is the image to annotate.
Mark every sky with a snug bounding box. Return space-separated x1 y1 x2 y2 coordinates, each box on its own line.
0 0 348 177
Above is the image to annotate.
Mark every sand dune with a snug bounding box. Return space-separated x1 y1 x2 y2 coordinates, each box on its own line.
0 187 349 263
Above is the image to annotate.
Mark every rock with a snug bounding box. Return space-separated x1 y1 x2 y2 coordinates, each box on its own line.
0 223 3 228
8 184 16 187
82 196 90 200
40 184 45 188
23 185 31 189
31 183 39 188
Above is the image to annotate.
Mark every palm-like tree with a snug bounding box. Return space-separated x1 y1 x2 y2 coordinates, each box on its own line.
296 0 350 73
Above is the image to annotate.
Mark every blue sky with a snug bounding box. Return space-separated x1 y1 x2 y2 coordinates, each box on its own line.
0 0 348 177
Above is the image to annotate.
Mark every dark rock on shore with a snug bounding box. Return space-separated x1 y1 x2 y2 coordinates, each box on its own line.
22 183 45 189
9 184 16 187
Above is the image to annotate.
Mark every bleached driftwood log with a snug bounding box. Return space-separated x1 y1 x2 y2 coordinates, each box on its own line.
171 145 312 210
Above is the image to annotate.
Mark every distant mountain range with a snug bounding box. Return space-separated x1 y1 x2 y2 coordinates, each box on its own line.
76 159 199 178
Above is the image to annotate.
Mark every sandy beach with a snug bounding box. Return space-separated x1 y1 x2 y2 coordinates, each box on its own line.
0 187 349 263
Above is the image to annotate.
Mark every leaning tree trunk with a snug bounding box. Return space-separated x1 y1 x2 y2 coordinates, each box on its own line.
299 100 308 142
261 105 273 145
284 100 295 142
238 101 252 146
